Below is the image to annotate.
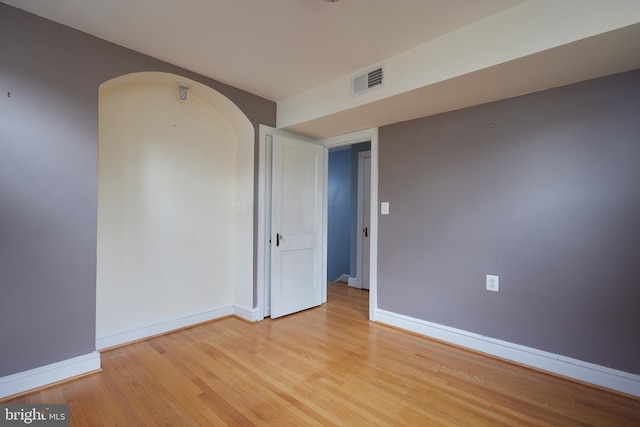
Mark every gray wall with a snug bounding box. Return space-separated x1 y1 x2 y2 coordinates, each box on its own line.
0 3 275 377
327 148 352 281
378 69 640 374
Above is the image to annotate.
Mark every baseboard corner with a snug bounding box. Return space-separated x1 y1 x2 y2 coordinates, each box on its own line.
96 306 234 350
233 305 259 322
334 274 350 283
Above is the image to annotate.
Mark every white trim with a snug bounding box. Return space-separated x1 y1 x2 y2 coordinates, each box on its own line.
335 274 351 283
320 127 379 321
319 128 376 149
0 352 101 400
233 305 260 322
369 133 379 321
257 126 275 319
348 277 358 287
96 306 233 350
376 309 640 397
258 126 378 321
257 125 271 321
322 147 329 304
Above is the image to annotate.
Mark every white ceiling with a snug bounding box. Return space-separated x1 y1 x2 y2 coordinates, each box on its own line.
3 0 640 138
2 0 524 101
283 21 640 138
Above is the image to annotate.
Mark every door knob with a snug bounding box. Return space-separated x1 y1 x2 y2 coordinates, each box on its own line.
363 227 368 238
276 233 283 247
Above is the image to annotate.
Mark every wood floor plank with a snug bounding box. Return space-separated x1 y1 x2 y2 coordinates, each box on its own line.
2 282 639 426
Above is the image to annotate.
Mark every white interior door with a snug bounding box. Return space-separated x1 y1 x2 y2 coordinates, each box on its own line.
357 151 371 290
270 133 325 318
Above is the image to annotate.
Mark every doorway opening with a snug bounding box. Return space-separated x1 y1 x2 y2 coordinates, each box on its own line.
327 143 371 295
257 126 378 322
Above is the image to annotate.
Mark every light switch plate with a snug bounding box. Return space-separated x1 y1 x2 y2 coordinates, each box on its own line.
381 202 389 215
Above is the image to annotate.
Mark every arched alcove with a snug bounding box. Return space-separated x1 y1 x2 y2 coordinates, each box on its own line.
96 72 254 347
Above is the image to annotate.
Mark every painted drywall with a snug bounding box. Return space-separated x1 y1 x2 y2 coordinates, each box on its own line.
0 35 97 378
97 75 250 338
378 69 640 374
327 148 352 282
0 3 274 379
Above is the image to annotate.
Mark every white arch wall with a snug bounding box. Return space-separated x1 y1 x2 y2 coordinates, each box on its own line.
96 72 254 349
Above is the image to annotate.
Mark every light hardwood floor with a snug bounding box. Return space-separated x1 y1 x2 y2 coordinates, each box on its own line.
4 282 640 426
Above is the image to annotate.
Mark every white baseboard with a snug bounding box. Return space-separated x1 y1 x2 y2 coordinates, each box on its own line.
348 277 358 287
335 274 350 283
375 309 640 398
96 306 234 350
233 305 259 322
0 351 101 400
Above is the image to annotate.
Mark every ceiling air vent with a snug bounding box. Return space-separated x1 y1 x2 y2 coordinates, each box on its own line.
352 65 384 96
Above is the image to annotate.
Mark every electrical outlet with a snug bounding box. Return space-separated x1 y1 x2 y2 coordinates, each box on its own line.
486 275 499 292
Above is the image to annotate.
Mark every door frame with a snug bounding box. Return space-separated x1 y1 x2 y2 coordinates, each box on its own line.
257 125 378 321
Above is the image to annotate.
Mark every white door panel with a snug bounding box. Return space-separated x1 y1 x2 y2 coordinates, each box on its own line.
357 151 371 290
362 153 371 290
271 134 324 318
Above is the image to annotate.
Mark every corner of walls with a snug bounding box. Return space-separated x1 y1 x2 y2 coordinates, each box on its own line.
96 306 235 351
4 301 258 399
233 305 260 322
1 3 274 395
